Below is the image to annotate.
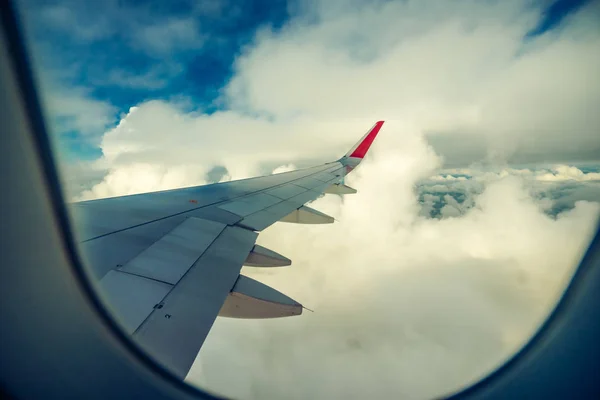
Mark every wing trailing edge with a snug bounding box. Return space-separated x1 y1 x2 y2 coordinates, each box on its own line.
280 205 335 224
245 244 291 267
324 183 357 194
219 275 302 319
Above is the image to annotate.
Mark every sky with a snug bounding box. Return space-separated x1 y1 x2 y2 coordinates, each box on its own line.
16 0 600 399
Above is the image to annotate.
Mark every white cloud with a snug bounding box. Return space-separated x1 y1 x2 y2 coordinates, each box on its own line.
272 164 298 174
225 0 600 163
84 101 384 193
133 17 205 55
76 163 208 201
39 84 117 139
430 174 469 181
98 63 184 90
188 156 599 400
536 165 600 182
27 0 206 63
55 0 600 190
426 165 600 187
417 165 600 219
439 194 464 218
36 3 115 41
74 103 600 399
51 0 600 398
76 110 599 399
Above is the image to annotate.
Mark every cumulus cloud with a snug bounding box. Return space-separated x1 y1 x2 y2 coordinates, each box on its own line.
536 165 600 182
205 165 232 184
36 3 114 41
133 17 205 55
70 100 387 202
39 83 117 139
458 165 600 183
46 0 600 398
98 64 183 90
58 160 109 200
415 164 600 219
26 0 205 55
272 164 298 174
63 0 600 199
188 145 599 399
225 0 600 164
76 163 209 201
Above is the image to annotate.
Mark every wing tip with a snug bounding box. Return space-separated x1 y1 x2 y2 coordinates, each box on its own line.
345 120 385 159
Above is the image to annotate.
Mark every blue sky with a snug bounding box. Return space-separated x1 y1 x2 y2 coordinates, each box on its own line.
18 0 592 161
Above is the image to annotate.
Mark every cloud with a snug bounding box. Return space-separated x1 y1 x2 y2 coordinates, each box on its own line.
35 2 115 41
416 165 600 219
23 0 205 94
46 0 600 398
187 152 599 400
71 100 384 200
39 83 117 139
98 63 184 90
272 164 298 174
57 160 109 200
205 165 231 184
536 165 600 182
68 110 599 399
225 0 600 165
76 162 209 201
132 17 205 55
28 0 205 55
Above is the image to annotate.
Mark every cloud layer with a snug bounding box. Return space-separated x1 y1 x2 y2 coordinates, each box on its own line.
57 0 600 202
417 164 600 218
41 0 600 398
225 0 600 164
187 129 599 399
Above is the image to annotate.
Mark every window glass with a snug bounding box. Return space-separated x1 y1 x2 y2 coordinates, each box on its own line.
17 0 600 398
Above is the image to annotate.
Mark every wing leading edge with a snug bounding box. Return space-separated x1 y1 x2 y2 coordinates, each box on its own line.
76 121 384 378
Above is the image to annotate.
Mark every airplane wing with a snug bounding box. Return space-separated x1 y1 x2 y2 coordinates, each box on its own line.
71 121 384 378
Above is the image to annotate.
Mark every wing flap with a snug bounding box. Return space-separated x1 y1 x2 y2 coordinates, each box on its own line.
99 270 172 334
245 244 291 267
219 275 302 319
97 217 227 336
132 224 258 378
325 183 357 194
118 217 226 284
280 205 335 224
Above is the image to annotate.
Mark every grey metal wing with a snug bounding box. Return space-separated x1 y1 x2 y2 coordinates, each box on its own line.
72 121 384 378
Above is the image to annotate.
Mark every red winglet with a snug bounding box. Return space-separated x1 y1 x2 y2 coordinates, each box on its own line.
345 121 384 159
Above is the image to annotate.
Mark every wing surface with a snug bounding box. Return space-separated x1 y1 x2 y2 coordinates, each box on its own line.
72 121 384 378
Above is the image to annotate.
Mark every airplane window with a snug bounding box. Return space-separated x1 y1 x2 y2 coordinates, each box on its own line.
14 0 600 399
